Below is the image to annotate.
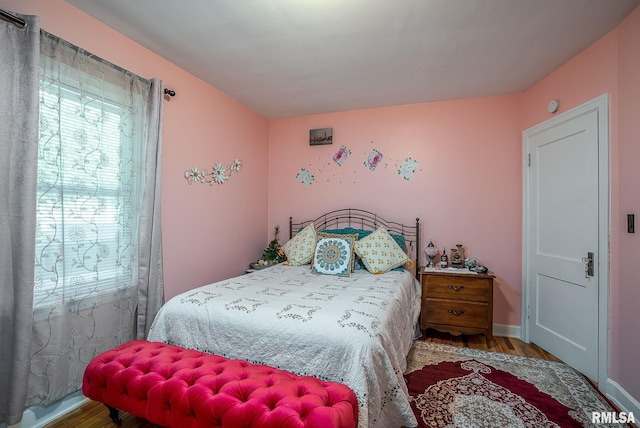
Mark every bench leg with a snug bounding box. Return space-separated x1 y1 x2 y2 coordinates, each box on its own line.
105 404 122 425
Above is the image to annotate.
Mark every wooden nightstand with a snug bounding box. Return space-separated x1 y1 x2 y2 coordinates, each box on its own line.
419 268 494 345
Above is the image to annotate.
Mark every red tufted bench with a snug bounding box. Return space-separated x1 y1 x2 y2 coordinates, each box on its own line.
82 340 357 428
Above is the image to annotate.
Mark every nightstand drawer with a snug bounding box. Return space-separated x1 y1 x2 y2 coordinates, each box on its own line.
424 298 489 328
425 275 490 301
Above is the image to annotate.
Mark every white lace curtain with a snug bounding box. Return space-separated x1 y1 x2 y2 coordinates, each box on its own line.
0 11 164 421
27 31 165 409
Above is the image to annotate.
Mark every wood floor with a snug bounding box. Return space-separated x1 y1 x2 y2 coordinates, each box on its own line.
45 332 561 428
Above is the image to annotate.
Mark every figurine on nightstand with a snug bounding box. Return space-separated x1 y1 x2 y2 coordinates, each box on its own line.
464 258 479 269
424 239 439 268
440 248 448 268
450 244 466 267
464 257 489 273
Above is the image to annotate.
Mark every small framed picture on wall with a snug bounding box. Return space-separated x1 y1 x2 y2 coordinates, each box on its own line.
309 128 333 146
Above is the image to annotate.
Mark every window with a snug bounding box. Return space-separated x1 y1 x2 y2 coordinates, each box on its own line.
34 40 148 310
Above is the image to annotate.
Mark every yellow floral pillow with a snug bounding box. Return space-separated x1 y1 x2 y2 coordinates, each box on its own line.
354 226 410 274
282 223 317 266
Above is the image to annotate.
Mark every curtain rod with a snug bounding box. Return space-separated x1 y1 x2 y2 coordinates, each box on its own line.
0 8 26 27
4 10 175 98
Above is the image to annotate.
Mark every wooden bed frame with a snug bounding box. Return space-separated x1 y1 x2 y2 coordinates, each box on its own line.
290 208 421 279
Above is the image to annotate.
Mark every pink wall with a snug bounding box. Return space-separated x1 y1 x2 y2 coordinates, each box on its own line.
268 96 524 326
520 31 619 131
521 7 640 401
615 5 640 401
0 0 271 300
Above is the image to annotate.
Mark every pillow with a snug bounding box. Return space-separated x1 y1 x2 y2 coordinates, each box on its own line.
322 227 370 240
322 227 406 250
323 228 407 271
391 233 406 252
311 234 356 277
354 226 410 274
282 223 317 266
318 231 358 272
322 229 369 270
316 230 359 243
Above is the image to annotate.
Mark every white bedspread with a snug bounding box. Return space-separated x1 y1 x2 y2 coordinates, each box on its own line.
148 264 421 428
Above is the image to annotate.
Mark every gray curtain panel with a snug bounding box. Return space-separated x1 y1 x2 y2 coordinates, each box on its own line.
136 77 165 339
0 12 40 426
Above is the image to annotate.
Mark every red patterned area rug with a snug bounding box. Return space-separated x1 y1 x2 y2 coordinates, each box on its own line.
404 341 628 427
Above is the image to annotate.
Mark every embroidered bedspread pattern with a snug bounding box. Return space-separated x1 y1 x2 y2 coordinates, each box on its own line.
147 264 421 428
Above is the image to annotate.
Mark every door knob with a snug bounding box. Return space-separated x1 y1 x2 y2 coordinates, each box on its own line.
581 252 594 278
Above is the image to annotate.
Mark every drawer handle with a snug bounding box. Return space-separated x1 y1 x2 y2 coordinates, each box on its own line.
447 285 465 291
448 309 465 316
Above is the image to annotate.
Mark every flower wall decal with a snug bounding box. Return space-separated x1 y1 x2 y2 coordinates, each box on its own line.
184 158 242 186
364 149 383 171
398 157 419 180
211 162 228 185
296 168 315 186
333 145 351 166
184 167 206 184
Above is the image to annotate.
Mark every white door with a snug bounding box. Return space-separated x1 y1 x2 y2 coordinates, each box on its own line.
523 95 609 383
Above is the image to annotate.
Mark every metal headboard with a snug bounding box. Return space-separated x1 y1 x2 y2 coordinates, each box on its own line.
290 208 420 279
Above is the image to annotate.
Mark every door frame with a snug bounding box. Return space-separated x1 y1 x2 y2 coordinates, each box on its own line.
521 93 610 388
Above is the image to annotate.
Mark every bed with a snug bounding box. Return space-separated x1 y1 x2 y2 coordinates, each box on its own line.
147 209 422 428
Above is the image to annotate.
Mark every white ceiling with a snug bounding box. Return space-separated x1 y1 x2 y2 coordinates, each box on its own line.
66 0 639 119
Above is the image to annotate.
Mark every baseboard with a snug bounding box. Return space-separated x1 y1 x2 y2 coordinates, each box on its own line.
493 323 521 339
2 391 89 428
606 378 640 420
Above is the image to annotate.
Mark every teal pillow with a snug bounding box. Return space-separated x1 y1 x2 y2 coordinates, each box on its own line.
321 227 370 239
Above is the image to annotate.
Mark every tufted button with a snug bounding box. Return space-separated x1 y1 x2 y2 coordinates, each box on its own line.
266 396 278 411
300 408 308 420
297 385 307 397
209 383 222 395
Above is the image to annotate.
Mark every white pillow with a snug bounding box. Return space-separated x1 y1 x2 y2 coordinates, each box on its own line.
354 226 410 274
282 223 317 266
311 236 356 277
